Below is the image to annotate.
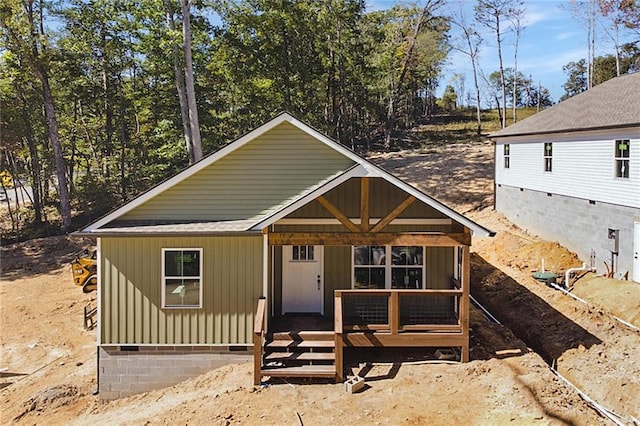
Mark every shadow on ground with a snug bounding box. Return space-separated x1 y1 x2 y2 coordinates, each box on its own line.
0 235 95 281
470 252 602 364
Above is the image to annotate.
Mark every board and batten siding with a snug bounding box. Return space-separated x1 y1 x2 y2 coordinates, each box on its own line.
495 131 640 208
289 177 450 219
119 122 355 222
100 236 263 345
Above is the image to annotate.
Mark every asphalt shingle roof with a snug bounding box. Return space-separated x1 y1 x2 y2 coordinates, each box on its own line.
490 72 640 138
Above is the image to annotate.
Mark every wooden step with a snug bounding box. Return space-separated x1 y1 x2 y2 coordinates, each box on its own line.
266 339 335 349
265 351 335 362
261 365 336 378
271 331 335 341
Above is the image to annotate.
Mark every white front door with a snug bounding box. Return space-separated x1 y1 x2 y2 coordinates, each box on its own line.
633 221 640 283
282 245 323 314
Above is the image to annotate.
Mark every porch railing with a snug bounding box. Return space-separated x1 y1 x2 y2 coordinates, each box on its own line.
334 289 463 334
253 297 266 385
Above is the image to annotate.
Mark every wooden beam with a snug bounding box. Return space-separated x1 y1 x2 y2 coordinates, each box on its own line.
342 332 467 347
360 177 370 232
268 232 470 246
370 196 416 233
316 196 360 233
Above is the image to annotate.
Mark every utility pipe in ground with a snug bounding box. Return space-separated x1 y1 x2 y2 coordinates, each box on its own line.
564 263 596 288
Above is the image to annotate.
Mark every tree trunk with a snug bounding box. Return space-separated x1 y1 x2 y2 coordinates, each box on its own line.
34 64 72 232
165 0 194 164
495 17 507 128
181 0 203 163
20 93 43 224
384 0 440 149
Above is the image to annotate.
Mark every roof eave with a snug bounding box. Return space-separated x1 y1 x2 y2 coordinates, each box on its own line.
490 122 640 139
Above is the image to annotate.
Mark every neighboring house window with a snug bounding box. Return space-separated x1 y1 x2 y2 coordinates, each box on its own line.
353 246 424 289
615 140 630 178
503 144 510 168
544 143 553 172
292 245 314 261
162 248 202 308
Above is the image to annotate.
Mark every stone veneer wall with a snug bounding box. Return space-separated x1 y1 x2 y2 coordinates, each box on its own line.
496 184 639 278
98 345 253 400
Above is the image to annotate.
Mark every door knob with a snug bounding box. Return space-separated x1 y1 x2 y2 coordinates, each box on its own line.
317 275 321 290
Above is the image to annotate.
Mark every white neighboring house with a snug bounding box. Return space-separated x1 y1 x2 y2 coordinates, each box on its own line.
490 72 640 282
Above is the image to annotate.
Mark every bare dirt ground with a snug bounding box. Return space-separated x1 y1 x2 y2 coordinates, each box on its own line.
1 140 639 425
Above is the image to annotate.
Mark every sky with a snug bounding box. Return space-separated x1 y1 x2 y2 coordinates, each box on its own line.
371 0 635 104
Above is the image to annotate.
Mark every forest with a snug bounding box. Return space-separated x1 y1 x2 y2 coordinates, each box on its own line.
1 0 639 242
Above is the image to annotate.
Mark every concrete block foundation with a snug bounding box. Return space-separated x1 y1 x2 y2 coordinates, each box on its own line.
98 345 253 400
496 184 639 278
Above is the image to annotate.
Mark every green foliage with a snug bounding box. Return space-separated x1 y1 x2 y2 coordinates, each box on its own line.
561 44 640 100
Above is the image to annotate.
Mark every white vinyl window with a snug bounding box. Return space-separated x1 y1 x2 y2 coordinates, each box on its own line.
503 144 510 169
615 140 630 178
162 248 202 308
544 142 553 172
353 246 424 289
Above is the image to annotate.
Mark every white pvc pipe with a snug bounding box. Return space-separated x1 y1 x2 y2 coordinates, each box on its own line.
564 262 596 288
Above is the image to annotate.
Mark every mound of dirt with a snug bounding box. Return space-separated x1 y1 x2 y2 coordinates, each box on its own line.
16 385 79 420
572 273 640 327
474 232 583 277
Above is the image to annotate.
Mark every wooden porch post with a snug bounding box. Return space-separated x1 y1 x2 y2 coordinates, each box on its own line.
389 291 399 335
461 245 471 362
334 292 344 382
253 297 266 386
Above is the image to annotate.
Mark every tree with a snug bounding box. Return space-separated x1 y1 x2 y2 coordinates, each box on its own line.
440 85 457 112
561 59 588 100
450 73 466 108
510 7 525 123
599 0 640 76
383 0 446 149
562 44 639 100
450 8 484 135
164 0 203 165
1 0 72 231
567 0 600 89
475 0 524 128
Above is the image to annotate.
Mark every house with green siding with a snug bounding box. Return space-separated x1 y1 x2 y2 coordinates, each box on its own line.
78 113 493 399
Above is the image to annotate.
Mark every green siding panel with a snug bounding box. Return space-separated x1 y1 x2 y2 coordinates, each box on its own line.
100 236 263 345
426 247 454 289
120 122 355 222
324 246 352 315
290 177 449 220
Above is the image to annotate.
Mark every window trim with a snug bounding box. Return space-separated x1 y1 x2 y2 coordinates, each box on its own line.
161 248 203 309
614 139 630 179
543 142 553 172
503 144 510 169
352 245 426 290
291 245 315 262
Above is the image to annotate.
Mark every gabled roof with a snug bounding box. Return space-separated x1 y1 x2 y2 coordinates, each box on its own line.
490 72 640 138
79 113 493 237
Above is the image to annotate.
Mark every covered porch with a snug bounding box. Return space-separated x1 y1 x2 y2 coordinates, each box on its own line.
253 238 470 385
252 175 479 384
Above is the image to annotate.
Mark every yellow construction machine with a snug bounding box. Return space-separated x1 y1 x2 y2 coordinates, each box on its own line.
72 249 97 293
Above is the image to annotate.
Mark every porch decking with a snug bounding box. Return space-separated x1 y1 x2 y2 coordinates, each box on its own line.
254 286 469 385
